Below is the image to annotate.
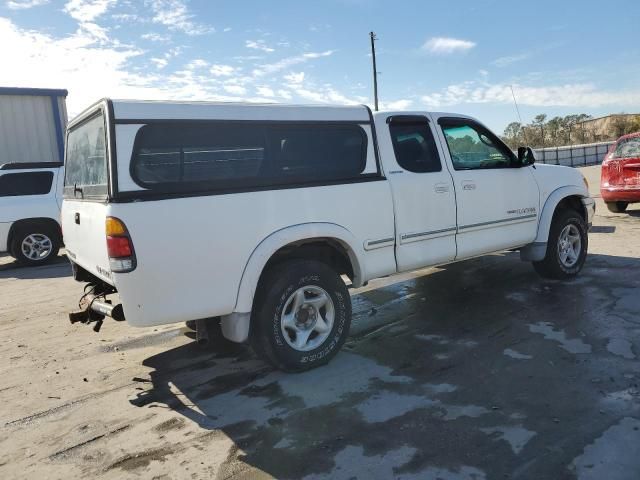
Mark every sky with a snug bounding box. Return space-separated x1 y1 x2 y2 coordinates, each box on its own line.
1 0 639 134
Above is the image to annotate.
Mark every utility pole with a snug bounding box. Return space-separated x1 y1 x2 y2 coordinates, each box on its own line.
370 31 379 111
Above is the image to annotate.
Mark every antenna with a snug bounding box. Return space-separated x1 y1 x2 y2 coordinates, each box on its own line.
370 32 379 111
510 85 527 144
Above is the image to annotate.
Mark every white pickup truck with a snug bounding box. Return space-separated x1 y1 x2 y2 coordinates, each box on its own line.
61 100 595 371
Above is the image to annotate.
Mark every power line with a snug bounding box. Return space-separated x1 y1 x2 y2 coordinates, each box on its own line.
510 85 527 144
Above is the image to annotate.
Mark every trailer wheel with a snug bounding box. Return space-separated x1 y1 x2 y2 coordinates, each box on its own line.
250 259 351 372
10 224 60 265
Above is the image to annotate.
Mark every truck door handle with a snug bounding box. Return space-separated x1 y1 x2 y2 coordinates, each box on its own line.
434 183 450 193
75 212 80 224
462 181 476 191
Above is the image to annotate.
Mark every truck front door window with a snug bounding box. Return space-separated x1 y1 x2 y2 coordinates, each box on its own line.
441 123 512 170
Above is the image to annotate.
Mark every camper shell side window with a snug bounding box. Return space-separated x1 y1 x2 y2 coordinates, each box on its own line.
128 121 370 195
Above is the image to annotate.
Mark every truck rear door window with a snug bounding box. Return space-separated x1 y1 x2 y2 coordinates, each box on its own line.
389 122 441 173
64 112 108 198
0 171 53 197
130 122 367 192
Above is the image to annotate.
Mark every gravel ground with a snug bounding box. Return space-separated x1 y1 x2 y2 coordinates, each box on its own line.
0 165 639 480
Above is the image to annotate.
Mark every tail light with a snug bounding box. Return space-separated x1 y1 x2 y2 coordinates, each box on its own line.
106 217 136 273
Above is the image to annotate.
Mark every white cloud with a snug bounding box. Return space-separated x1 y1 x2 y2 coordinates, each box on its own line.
283 71 305 84
112 13 141 22
277 89 292 100
210 64 235 77
381 99 413 110
281 72 361 106
147 0 212 35
421 80 640 109
0 17 149 114
64 0 117 23
290 85 360 105
224 84 246 95
6 0 49 9
186 58 207 69
141 32 170 42
422 37 476 55
253 51 333 77
256 86 275 97
0 17 364 116
151 57 168 69
491 53 530 67
245 39 275 53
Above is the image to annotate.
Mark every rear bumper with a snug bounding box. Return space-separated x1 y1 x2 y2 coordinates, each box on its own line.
600 186 640 203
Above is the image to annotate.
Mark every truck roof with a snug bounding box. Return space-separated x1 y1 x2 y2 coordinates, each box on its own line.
372 110 472 120
69 99 474 130
71 99 373 126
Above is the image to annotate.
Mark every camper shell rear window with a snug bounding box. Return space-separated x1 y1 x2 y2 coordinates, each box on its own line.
64 111 108 199
129 122 368 193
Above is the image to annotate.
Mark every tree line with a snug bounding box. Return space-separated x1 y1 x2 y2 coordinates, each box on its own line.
501 113 640 150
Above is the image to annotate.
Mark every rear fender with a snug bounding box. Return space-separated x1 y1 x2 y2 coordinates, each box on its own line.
233 223 363 314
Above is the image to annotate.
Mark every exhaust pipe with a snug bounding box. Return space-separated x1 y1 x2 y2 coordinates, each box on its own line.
195 319 209 346
89 298 125 321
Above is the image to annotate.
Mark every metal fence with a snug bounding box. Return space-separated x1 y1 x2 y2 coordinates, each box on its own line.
533 141 615 167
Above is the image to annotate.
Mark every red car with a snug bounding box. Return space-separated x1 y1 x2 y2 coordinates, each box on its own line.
601 132 640 212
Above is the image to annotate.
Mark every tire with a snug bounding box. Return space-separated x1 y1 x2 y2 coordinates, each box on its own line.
10 224 61 265
533 209 588 280
250 259 352 372
606 201 628 213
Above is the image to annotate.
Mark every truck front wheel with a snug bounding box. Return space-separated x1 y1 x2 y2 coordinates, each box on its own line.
250 259 352 372
533 209 587 279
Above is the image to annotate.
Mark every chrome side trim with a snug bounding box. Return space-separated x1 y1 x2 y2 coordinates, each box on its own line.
364 237 395 250
459 214 537 231
400 227 457 243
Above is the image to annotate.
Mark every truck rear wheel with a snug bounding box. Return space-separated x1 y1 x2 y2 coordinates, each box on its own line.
533 209 587 280
605 201 628 213
250 259 352 372
10 224 60 265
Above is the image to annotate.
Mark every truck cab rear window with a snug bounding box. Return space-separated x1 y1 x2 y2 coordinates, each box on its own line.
131 122 367 191
0 171 53 197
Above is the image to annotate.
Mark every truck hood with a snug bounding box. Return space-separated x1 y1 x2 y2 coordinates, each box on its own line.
529 163 590 199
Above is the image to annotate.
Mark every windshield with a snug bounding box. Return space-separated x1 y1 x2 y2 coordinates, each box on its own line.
64 112 108 198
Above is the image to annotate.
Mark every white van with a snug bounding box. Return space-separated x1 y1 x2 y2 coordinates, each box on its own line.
62 100 594 371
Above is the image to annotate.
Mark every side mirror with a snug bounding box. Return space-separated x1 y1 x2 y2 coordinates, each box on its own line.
517 146 536 167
